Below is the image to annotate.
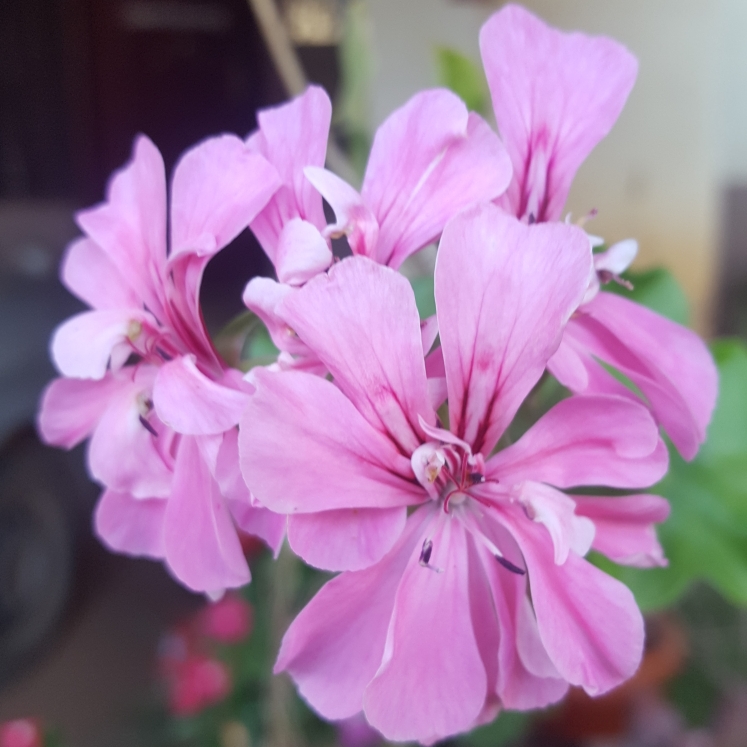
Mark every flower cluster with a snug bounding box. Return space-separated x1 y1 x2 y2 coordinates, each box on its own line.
38 4 717 744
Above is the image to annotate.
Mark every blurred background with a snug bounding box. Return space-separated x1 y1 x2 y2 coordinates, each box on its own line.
2 1 747 745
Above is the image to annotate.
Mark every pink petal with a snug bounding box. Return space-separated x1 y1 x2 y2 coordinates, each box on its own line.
287 507 407 572
275 218 333 285
487 395 668 489
435 204 591 455
503 510 644 696
279 256 435 453
94 489 166 559
573 494 670 568
580 292 718 460
229 500 286 557
76 135 168 321
364 513 487 743
239 368 422 513
88 370 173 499
480 4 637 221
163 435 250 593
51 309 152 379
37 375 123 448
169 134 280 259
518 481 595 564
276 508 431 719
61 238 140 310
153 355 249 435
247 86 331 261
361 90 511 268
303 167 379 258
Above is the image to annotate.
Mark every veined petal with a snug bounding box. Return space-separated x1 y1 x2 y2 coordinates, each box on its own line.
278 256 435 453
76 135 168 321
37 375 123 449
487 395 668 489
170 135 280 260
436 204 591 454
239 368 422 514
275 507 431 719
247 86 331 261
480 4 637 222
502 510 644 696
364 513 487 743
580 292 718 460
94 489 166 559
573 494 670 568
288 507 407 572
153 355 250 435
163 435 250 593
61 238 140 311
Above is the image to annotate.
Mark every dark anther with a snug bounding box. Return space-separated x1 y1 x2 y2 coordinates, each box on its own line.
496 555 525 575
156 346 173 361
468 472 484 485
419 539 433 567
528 212 537 225
139 415 158 437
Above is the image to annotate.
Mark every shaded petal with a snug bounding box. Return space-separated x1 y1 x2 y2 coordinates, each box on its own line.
276 508 431 719
303 167 379 258
364 513 487 743
503 510 644 696
88 370 173 499
239 368 422 513
51 309 152 380
481 4 637 221
436 204 591 454
61 238 140 310
76 135 168 320
37 375 123 448
248 86 331 261
279 256 435 452
288 507 407 572
487 395 668 489
153 355 249 435
164 435 249 593
170 134 280 259
275 218 333 285
573 494 670 568
580 292 718 460
94 489 166 559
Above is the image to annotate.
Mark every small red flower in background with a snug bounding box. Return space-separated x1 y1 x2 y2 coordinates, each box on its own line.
197 594 253 644
168 655 232 717
0 720 43 747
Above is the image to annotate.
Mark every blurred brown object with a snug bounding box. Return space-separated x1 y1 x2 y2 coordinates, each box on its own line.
536 614 689 743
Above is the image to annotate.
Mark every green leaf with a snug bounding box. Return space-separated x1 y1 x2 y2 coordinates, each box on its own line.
600 339 747 610
435 47 490 116
459 711 530 747
409 275 436 319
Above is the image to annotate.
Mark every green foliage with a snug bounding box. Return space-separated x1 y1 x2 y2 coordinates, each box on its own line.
410 274 436 319
457 711 530 747
435 47 490 116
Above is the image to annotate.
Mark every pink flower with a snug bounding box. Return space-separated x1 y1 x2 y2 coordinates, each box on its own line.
0 720 42 747
239 204 669 743
197 593 253 644
480 4 717 460
241 85 513 372
167 655 232 717
38 135 286 593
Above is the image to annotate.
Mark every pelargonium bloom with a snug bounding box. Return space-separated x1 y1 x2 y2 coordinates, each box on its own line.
38 135 285 593
480 4 717 460
241 84 512 372
239 204 669 743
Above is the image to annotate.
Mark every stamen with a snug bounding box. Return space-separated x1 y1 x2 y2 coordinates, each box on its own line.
527 212 536 225
468 472 485 485
419 539 433 567
496 555 526 575
139 415 158 437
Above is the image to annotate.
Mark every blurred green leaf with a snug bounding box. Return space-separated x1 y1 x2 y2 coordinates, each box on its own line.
435 47 490 116
458 711 530 747
410 275 436 319
607 267 690 326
